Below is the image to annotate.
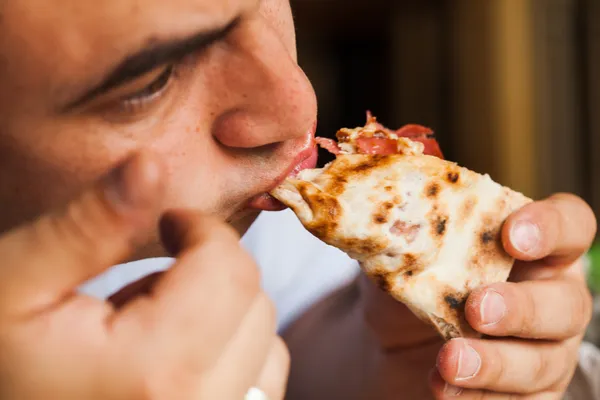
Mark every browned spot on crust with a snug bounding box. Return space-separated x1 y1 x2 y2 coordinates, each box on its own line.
372 201 394 225
403 253 418 269
431 215 448 237
446 171 460 184
468 210 513 271
444 294 466 311
337 237 389 256
372 271 392 292
324 175 348 197
425 181 441 198
396 253 424 276
332 155 396 176
457 196 478 229
373 215 387 224
384 185 394 192
295 182 342 243
336 130 350 142
368 267 395 292
323 155 398 196
481 230 494 244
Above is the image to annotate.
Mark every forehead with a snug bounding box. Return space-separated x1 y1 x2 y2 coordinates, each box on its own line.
2 0 248 40
0 0 255 101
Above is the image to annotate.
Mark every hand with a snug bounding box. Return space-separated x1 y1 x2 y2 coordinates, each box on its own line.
0 153 289 400
431 193 596 399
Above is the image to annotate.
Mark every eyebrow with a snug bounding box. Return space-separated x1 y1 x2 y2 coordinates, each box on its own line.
64 16 241 110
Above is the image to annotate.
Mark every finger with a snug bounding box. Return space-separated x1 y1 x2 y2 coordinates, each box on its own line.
436 338 574 394
108 272 164 309
126 210 262 367
254 337 291 400
0 152 164 314
429 369 559 399
465 281 592 340
502 193 597 264
195 294 278 399
508 258 583 283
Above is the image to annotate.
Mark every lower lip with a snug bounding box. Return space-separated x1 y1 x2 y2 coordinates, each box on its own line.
248 146 319 211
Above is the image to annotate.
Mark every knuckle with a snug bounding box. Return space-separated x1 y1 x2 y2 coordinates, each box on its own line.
255 292 277 325
229 253 261 297
272 336 291 373
549 348 576 392
576 285 594 331
515 287 538 337
532 347 550 388
488 347 507 387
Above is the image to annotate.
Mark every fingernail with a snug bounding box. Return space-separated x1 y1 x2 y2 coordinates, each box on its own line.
456 341 481 381
480 289 506 326
510 220 541 255
443 382 463 396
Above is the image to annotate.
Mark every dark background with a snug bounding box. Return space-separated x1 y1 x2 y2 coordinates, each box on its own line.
290 0 600 343
291 0 599 212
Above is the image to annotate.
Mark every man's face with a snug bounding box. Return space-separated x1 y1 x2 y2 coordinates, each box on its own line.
0 0 317 256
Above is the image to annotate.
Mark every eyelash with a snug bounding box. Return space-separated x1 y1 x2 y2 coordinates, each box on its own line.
118 64 176 112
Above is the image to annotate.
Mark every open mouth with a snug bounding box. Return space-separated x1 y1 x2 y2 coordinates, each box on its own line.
247 144 319 211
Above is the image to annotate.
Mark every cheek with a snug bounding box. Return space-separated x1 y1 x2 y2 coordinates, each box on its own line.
144 107 249 214
0 125 131 231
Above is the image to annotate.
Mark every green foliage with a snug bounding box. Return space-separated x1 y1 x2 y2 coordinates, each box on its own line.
588 242 600 294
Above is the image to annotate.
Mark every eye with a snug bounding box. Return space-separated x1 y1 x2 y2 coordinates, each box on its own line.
118 64 175 111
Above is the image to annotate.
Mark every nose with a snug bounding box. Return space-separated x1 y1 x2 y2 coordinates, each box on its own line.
210 15 317 149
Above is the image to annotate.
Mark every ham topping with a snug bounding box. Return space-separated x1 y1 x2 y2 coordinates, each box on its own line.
390 221 421 244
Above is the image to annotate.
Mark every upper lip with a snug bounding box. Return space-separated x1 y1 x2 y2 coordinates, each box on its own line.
264 123 318 194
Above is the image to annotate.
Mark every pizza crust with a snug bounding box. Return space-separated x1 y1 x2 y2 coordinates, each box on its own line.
272 153 532 340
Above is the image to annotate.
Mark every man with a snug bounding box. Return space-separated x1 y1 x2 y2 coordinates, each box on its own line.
0 0 597 399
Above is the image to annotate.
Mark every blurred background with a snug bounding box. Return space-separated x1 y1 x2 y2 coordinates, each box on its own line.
290 0 600 344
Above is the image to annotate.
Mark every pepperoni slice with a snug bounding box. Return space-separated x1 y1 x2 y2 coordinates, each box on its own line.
394 124 443 159
317 113 445 159
410 138 444 159
355 137 399 155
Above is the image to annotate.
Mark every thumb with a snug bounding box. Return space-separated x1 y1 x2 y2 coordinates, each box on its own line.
0 152 165 315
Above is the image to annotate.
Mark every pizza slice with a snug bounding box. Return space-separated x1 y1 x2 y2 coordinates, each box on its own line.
271 113 532 340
